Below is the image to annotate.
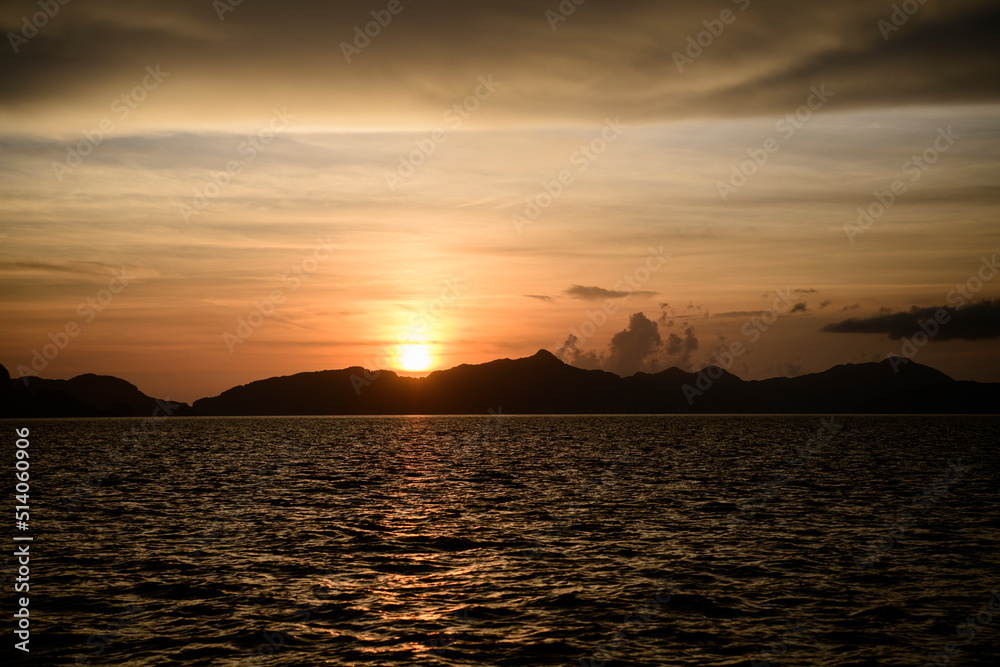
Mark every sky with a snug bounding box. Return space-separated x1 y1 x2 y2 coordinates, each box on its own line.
1 0 998 404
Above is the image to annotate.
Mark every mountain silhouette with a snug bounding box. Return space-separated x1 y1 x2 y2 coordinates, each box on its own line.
2 351 997 417
0 365 189 417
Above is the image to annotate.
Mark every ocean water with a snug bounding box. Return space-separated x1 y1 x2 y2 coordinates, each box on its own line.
4 415 999 666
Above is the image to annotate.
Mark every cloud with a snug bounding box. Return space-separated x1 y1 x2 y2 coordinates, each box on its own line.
565 285 657 301
606 312 662 377
714 311 766 318
2 0 998 133
524 294 554 303
819 300 833 309
663 325 699 369
558 311 700 376
0 260 126 276
556 334 603 371
657 301 708 324
715 303 807 317
821 300 1000 341
794 288 817 294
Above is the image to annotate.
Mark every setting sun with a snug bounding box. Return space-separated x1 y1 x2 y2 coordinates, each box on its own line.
396 344 434 372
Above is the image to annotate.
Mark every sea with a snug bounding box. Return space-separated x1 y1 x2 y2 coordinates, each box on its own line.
3 415 999 666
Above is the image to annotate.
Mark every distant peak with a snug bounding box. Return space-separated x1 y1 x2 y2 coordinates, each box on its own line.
878 356 954 381
697 364 739 380
532 349 561 361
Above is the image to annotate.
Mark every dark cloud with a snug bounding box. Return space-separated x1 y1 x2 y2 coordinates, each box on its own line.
821 300 1000 341
566 285 657 301
556 334 603 370
819 300 833 309
841 303 861 312
606 312 662 377
794 288 818 294
558 312 700 376
790 302 808 313
1 0 997 130
524 294 554 303
657 301 675 326
664 325 699 369
702 2 1000 118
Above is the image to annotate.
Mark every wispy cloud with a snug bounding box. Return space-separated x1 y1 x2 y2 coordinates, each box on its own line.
566 285 658 301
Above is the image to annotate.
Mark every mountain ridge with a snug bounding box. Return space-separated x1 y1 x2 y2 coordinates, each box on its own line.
2 351 997 417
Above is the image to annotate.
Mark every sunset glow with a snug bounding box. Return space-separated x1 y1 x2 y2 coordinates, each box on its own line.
396 344 435 373
0 1 997 404
4 4 998 665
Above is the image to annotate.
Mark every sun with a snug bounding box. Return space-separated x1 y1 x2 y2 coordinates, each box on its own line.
396 343 434 372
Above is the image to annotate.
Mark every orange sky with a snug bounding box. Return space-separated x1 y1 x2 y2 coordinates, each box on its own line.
1 1 999 403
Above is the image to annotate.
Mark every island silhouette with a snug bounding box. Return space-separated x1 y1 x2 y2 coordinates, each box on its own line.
2 350 998 417
0 350 1000 417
